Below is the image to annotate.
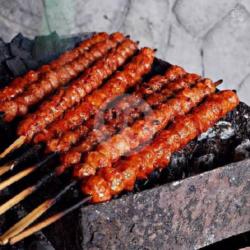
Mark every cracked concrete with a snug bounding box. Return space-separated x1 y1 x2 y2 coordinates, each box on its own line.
0 0 249 103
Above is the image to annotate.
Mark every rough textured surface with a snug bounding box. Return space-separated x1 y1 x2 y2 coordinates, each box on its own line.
46 160 250 250
0 0 250 103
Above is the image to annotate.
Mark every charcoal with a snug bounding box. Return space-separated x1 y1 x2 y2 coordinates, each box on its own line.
10 33 24 47
192 153 216 172
21 37 33 52
0 74 11 85
160 151 188 181
0 63 12 85
80 32 94 40
24 58 39 70
59 38 78 52
197 120 235 141
234 139 250 161
0 37 5 47
49 31 61 55
6 57 27 76
26 239 55 250
0 43 11 63
0 64 9 78
70 35 83 46
10 43 31 59
32 32 61 63
227 102 250 142
59 36 83 53
137 170 162 190
59 33 94 53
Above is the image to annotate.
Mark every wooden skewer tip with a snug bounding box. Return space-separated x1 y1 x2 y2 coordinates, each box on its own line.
9 196 91 245
0 169 56 216
0 180 77 243
0 199 53 245
0 166 36 192
0 162 14 177
0 186 35 216
0 136 26 159
215 79 223 86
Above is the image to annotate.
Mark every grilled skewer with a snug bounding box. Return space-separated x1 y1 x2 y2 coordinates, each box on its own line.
58 71 201 171
0 65 183 171
0 32 109 103
73 78 217 179
33 47 155 144
2 90 239 244
36 64 187 150
0 65 194 215
0 46 150 172
0 48 153 190
0 33 135 159
83 90 239 202
0 33 125 123
0 78 217 240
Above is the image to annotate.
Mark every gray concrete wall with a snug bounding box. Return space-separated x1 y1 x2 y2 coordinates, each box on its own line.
0 0 249 103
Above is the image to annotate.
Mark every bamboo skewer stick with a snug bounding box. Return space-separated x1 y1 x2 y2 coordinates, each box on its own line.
0 78 224 244
0 166 35 191
0 180 77 245
0 163 14 177
0 169 56 216
0 144 43 176
0 136 26 159
0 153 56 191
9 196 91 245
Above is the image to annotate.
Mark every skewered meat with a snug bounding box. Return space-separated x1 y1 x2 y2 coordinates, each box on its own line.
17 35 138 141
36 65 187 151
82 90 239 203
146 73 201 107
139 65 187 96
58 70 200 172
0 33 109 103
33 47 154 144
73 78 216 179
103 65 188 121
1 32 125 123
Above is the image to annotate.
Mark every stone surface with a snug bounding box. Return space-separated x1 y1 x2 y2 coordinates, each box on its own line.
0 0 250 103
82 160 250 250
47 159 250 250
